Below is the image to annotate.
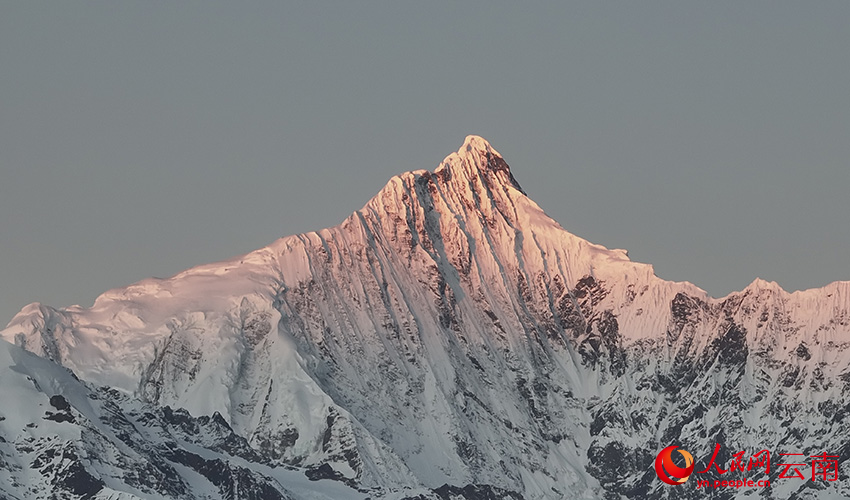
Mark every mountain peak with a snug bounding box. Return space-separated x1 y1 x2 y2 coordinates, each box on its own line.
460 134 498 154
362 136 528 224
435 135 524 194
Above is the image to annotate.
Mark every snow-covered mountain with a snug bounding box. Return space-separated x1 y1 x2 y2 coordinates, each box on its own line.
0 338 371 500
3 136 849 499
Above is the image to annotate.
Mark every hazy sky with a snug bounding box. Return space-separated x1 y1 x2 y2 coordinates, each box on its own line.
2 2 849 325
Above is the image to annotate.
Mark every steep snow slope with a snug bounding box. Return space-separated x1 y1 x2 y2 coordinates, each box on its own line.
4 136 850 499
0 338 372 499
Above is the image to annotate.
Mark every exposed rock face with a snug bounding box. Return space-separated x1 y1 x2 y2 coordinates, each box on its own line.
3 137 849 499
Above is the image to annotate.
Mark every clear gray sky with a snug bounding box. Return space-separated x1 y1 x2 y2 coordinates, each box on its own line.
2 2 849 325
